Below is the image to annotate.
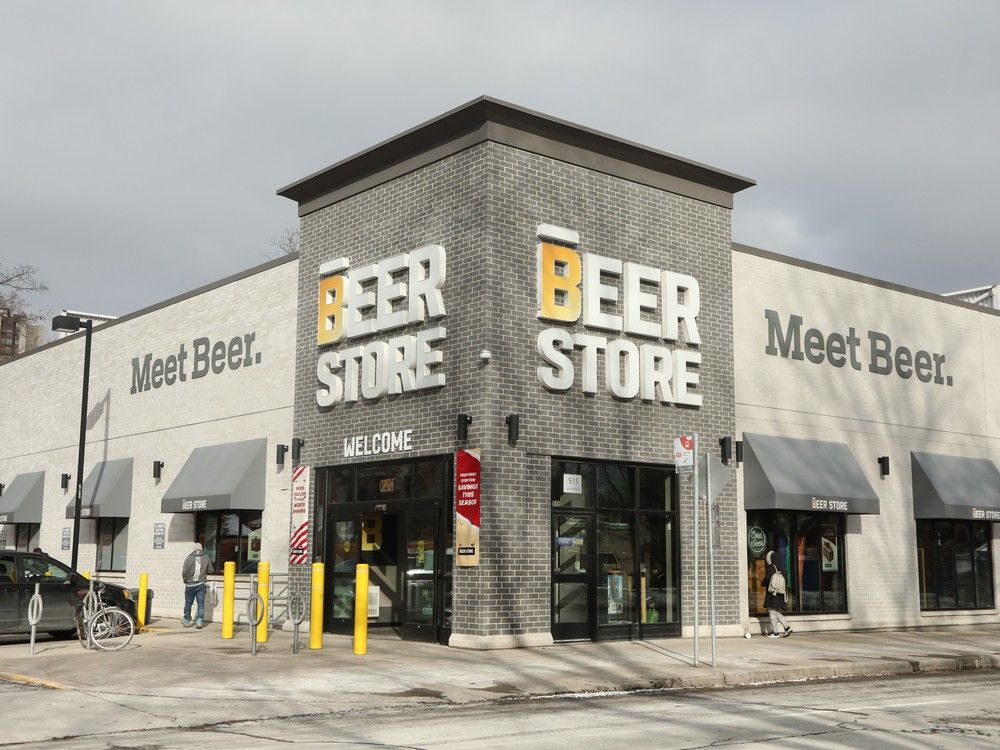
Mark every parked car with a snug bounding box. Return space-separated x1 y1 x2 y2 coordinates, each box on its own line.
0 550 137 638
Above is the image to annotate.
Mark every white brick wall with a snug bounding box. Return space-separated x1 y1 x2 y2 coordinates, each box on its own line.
733 249 1000 632
0 258 298 617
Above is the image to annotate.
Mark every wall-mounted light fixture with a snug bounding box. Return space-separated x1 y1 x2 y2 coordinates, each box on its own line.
276 444 288 466
61 473 71 490
457 414 472 442
291 438 305 465
1 482 6 496
719 436 733 464
505 414 520 444
735 440 744 465
878 456 890 477
153 461 165 480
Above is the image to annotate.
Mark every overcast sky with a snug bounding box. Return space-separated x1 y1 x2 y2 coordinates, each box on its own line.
3 1 999 322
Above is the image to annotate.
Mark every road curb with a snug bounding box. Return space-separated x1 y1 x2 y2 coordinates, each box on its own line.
0 672 72 690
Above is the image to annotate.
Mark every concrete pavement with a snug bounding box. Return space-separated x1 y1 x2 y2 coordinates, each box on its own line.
2 619 1000 697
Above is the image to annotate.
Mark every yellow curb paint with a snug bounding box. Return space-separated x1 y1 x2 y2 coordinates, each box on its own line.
0 672 72 691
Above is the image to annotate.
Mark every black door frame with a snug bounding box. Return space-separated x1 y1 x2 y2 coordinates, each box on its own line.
325 498 452 644
551 511 595 642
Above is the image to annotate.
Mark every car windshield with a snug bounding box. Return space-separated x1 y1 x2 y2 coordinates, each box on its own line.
22 556 74 584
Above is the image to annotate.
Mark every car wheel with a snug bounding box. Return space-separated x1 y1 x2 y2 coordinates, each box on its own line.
48 629 78 640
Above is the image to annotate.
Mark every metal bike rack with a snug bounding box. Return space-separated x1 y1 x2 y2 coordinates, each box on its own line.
288 590 306 654
81 579 100 651
247 574 265 656
27 583 43 656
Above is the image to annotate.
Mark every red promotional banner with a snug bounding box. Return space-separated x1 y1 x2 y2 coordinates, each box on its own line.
455 448 481 566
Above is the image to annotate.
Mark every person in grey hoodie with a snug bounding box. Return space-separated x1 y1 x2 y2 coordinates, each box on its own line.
182 542 212 628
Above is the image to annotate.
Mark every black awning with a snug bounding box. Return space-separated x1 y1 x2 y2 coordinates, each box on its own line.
0 471 44 524
161 438 266 513
66 458 133 519
912 451 1000 521
743 433 880 515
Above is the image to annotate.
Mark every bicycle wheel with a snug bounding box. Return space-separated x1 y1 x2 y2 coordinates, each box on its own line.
88 607 135 651
75 608 88 648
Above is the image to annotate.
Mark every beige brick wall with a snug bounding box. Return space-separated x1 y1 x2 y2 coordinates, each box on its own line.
733 249 1000 631
0 258 298 617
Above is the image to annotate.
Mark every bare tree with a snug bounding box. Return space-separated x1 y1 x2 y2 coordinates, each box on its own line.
1 263 47 320
265 226 299 259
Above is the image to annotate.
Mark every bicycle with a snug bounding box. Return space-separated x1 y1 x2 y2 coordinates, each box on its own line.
75 582 136 652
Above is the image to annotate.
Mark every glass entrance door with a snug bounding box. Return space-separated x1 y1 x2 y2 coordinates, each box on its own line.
326 502 451 643
552 513 593 641
402 507 438 641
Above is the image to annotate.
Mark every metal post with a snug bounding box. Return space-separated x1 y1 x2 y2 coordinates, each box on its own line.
137 573 148 632
221 561 236 639
353 563 369 655
70 321 93 572
256 561 270 645
692 434 699 667
707 458 717 668
27 583 42 655
309 562 324 650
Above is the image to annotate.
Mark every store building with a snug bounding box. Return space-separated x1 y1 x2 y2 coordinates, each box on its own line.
3 96 998 645
0 257 297 615
278 97 754 648
733 244 1000 632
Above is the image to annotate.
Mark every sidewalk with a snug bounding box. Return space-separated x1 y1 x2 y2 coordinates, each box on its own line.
3 619 999 702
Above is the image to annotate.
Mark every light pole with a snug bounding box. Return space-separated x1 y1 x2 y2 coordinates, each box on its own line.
52 314 93 571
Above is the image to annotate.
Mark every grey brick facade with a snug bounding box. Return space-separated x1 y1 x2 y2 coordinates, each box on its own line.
287 100 747 646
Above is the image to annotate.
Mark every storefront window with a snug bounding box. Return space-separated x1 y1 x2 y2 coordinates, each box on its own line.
96 518 128 572
14 523 40 552
196 511 262 573
551 459 680 639
746 511 847 615
916 520 994 610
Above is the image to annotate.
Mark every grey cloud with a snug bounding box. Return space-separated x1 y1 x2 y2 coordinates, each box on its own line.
2 1 998 322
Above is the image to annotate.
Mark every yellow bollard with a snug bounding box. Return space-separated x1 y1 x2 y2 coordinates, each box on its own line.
353 563 369 655
221 561 236 639
137 573 148 631
82 571 91 580
309 562 324 650
256 561 270 644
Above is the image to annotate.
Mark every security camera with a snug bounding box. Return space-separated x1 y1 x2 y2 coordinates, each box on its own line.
479 349 492 362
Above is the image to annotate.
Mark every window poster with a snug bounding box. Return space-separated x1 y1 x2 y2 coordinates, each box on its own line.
247 528 262 561
607 573 624 617
821 524 839 572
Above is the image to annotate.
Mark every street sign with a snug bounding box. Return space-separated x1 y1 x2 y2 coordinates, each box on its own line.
674 436 694 473
698 453 733 503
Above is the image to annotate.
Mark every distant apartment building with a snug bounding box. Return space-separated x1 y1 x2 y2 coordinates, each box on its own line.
0 310 45 362
944 283 1000 310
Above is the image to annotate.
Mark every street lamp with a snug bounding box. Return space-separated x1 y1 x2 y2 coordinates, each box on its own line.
52 314 93 570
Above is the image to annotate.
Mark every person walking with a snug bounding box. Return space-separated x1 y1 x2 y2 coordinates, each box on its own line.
182 542 212 628
762 550 792 638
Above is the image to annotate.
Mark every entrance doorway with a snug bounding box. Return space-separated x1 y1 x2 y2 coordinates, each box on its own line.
316 457 453 644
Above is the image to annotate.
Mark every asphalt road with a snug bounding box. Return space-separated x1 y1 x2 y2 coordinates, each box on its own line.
2 671 999 748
